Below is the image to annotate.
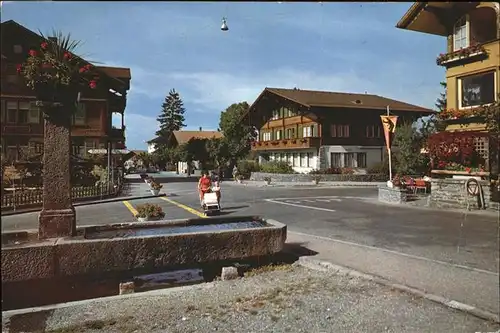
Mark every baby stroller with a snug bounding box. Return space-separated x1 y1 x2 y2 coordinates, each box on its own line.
200 188 221 216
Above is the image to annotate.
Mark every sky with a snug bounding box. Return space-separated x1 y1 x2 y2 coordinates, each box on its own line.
1 1 446 150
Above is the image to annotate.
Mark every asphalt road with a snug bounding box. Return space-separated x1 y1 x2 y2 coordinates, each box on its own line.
3 181 498 274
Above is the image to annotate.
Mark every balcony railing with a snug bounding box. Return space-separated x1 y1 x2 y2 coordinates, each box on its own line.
251 137 321 151
2 124 43 135
110 127 125 139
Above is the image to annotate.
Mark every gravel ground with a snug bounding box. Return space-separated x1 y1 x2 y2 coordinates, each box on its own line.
3 265 499 333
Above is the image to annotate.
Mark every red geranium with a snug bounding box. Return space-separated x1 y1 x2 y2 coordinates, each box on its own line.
18 31 99 94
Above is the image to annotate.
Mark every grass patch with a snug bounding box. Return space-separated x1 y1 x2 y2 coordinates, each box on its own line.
244 264 292 277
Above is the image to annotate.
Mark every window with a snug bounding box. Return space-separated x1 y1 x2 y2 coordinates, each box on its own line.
300 153 307 167
331 153 342 167
331 124 350 138
73 103 86 125
453 16 468 51
366 125 381 138
28 102 40 124
6 146 18 161
275 130 282 140
459 72 495 108
303 126 311 137
357 153 367 168
303 125 316 138
18 102 30 124
307 153 314 168
344 153 355 168
286 128 295 139
29 141 44 155
293 153 299 167
271 110 279 120
262 132 271 141
7 101 17 123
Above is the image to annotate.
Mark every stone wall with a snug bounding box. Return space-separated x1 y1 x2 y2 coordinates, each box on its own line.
378 186 408 204
250 172 386 182
429 178 498 211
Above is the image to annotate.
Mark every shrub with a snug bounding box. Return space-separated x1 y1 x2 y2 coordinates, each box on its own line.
135 203 165 219
237 160 260 179
260 161 294 174
427 131 485 170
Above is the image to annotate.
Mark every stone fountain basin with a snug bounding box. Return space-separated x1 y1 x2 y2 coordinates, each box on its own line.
1 216 287 283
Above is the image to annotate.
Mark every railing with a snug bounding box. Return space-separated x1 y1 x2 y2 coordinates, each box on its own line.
1 182 120 210
110 127 125 139
2 124 43 135
251 137 321 151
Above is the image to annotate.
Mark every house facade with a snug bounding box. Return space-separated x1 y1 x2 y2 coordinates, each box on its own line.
0 20 131 164
396 2 498 131
396 1 499 172
248 88 434 173
147 129 223 174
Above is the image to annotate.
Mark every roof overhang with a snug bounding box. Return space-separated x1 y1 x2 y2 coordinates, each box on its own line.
396 2 480 37
244 88 310 122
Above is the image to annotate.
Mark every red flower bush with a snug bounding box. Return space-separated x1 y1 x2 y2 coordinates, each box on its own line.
427 131 485 171
18 32 99 94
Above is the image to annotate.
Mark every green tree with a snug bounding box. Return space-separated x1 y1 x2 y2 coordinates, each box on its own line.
435 81 447 112
206 137 230 167
422 81 447 137
155 89 186 139
219 102 256 163
394 122 428 175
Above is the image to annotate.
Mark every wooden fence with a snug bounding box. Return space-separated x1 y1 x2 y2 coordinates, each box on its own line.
1 183 119 210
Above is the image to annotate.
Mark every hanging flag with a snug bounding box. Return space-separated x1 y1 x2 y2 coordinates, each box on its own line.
380 115 398 151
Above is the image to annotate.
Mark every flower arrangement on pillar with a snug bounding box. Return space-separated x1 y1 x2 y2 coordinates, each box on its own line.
16 32 102 239
17 32 99 112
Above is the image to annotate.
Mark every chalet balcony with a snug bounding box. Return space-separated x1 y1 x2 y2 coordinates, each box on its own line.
251 137 321 151
109 127 125 140
2 124 43 136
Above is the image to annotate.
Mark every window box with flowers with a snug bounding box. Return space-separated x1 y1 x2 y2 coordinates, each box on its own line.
17 33 99 113
436 43 487 67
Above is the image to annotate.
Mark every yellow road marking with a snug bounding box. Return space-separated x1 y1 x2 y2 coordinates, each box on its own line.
159 196 206 218
122 200 138 216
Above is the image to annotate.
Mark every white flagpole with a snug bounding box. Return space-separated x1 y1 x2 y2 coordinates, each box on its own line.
387 105 392 181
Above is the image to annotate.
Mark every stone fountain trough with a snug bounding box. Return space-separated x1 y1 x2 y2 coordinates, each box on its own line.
2 216 286 310
2 216 287 283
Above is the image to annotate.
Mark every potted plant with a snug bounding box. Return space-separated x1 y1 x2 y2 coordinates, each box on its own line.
264 176 271 185
135 203 165 222
18 32 99 108
311 175 321 185
150 181 163 195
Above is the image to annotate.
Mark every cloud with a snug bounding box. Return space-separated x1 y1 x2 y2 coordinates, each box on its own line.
123 64 438 111
124 113 159 146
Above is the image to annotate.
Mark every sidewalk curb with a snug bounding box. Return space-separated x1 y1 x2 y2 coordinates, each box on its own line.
295 256 500 324
1 194 167 216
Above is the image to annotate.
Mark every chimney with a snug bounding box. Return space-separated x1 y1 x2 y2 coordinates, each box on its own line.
199 127 202 131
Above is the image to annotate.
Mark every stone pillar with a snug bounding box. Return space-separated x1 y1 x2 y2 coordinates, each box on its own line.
38 101 76 239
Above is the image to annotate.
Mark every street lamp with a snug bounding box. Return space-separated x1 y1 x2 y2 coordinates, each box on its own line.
221 17 229 31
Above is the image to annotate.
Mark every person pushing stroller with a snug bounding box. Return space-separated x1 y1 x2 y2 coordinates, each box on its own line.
198 171 212 207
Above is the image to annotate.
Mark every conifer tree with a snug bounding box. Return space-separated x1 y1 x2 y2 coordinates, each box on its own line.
155 89 186 139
